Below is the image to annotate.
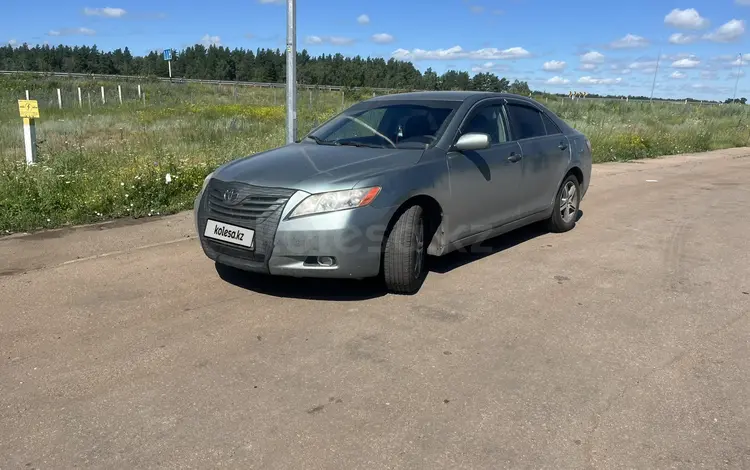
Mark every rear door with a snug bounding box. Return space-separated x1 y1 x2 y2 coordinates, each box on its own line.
446 100 523 242
504 100 571 217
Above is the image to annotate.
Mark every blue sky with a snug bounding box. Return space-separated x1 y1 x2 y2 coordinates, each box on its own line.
3 0 750 100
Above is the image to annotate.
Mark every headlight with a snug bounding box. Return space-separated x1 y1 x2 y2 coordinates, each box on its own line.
288 187 381 219
201 171 214 192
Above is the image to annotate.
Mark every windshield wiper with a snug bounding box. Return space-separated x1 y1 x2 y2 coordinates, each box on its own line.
305 135 337 146
334 140 380 148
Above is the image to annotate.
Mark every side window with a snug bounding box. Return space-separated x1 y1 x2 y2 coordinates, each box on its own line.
461 105 507 144
505 103 547 140
541 112 562 135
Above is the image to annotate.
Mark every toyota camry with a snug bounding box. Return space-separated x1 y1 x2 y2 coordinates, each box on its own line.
194 91 592 294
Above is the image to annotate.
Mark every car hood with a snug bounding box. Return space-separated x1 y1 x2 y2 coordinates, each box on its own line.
214 143 425 193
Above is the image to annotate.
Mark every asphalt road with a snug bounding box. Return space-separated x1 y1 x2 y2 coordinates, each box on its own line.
2 149 749 469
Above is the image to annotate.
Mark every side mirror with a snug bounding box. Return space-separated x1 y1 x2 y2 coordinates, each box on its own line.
454 133 491 151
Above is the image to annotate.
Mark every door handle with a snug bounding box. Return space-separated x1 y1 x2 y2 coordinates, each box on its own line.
558 142 568 151
507 153 522 163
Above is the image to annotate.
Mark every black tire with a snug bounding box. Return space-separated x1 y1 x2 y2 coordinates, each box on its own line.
547 174 581 233
383 205 427 294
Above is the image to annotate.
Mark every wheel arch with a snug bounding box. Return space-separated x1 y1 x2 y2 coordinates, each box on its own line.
381 194 445 260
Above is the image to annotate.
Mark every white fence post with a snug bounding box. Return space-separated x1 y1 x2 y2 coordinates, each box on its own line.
23 118 37 165
57 88 62 109
137 84 142 99
118 85 123 105
78 87 82 107
101 86 106 104
25 90 30 100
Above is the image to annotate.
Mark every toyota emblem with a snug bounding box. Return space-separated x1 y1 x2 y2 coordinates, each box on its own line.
223 189 240 204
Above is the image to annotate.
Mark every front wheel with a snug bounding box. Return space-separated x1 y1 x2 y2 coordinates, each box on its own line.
547 175 580 233
383 205 427 294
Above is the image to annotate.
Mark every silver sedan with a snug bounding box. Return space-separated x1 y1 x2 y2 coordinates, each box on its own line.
194 91 592 294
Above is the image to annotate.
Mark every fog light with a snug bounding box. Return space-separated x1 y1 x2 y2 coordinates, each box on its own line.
317 256 335 267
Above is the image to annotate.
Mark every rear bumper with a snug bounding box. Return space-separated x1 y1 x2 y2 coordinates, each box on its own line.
195 189 392 279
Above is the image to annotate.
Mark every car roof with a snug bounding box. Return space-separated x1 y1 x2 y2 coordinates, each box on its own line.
368 90 535 103
366 90 577 134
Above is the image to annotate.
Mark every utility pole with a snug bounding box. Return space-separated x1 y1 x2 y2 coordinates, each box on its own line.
649 51 661 102
285 0 297 144
733 53 743 102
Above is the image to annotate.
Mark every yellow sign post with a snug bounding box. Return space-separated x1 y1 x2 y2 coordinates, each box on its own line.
18 99 40 164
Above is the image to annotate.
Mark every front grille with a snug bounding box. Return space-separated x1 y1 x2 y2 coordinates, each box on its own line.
206 180 293 224
198 179 296 271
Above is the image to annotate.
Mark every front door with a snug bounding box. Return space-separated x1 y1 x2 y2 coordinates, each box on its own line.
445 101 524 243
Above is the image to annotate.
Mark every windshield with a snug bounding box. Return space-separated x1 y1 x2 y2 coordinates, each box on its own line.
306 101 460 149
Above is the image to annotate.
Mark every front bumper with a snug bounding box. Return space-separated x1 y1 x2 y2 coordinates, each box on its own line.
195 185 392 279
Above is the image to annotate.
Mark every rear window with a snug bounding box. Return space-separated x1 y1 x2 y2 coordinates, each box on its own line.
541 112 562 135
505 103 547 140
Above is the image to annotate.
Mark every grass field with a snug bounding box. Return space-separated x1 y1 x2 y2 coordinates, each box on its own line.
1 74 749 233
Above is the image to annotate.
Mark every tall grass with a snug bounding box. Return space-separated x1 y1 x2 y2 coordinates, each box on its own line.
1 76 749 233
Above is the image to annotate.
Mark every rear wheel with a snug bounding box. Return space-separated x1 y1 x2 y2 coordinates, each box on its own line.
383 205 427 294
547 175 580 233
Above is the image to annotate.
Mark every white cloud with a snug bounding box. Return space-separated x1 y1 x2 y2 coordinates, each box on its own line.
579 63 598 71
329 36 355 45
664 8 709 29
472 47 531 59
371 33 394 44
8 39 18 47
610 34 649 49
391 45 531 61
730 54 750 66
668 33 698 45
469 5 484 13
580 51 605 63
672 57 700 68
670 71 687 79
47 27 96 36
546 76 570 85
737 0 750 5
357 14 370 24
701 70 718 80
472 62 495 73
578 76 623 85
729 69 746 78
543 60 567 71
200 34 221 47
83 7 126 17
627 60 658 73
704 19 745 42
306 35 355 46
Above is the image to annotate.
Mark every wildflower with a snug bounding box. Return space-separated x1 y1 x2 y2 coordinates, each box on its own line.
165 173 172 184
121 182 125 186
125 194 128 198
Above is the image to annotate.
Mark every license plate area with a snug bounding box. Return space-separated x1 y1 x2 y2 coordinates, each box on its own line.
204 219 255 250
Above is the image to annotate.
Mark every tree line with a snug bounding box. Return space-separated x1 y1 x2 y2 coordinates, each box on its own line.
0 43 531 94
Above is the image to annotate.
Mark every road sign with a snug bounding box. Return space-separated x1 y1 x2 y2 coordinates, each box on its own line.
163 49 172 61
18 99 40 119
